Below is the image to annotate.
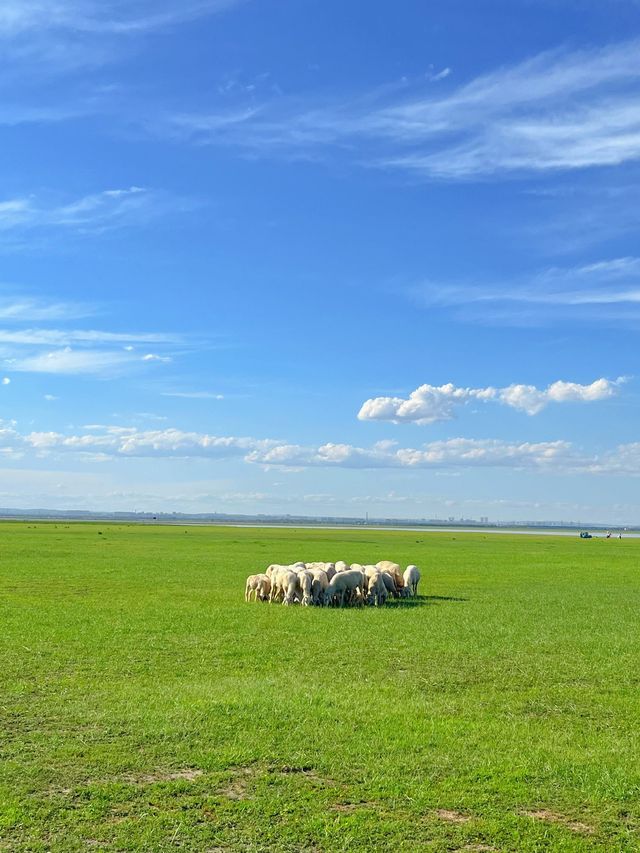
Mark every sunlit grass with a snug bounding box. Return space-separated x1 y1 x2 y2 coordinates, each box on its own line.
0 522 638 851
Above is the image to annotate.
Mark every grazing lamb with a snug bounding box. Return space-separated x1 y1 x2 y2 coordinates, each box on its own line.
379 570 399 598
269 566 291 603
279 570 300 606
245 574 268 602
323 569 366 607
310 568 329 605
376 560 405 592
324 562 337 581
334 560 350 573
298 570 314 606
366 571 388 607
403 564 421 597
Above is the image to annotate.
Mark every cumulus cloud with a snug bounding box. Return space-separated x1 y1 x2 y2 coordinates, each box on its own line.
15 425 277 460
2 421 640 477
246 438 574 471
358 378 622 424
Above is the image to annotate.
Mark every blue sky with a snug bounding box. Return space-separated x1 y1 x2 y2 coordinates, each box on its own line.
2 0 640 522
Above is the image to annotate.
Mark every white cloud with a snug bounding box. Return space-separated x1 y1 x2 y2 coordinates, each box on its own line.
0 423 575 469
0 187 160 238
411 257 640 326
498 379 621 415
162 39 640 180
0 296 95 322
0 328 179 345
358 383 497 425
161 390 225 400
245 437 575 471
3 420 640 479
428 67 452 83
18 425 276 459
6 346 173 376
1 377 10 385
358 378 621 423
0 1 245 37
141 353 172 362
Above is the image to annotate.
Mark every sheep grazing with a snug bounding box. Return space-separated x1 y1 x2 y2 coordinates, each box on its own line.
277 570 300 606
323 569 366 607
366 571 388 607
248 559 420 608
245 573 271 602
324 562 337 581
298 570 314 606
309 568 329 605
403 564 421 597
379 570 399 598
376 560 405 593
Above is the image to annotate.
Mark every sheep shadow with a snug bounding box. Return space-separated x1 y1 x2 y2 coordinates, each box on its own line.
385 594 468 608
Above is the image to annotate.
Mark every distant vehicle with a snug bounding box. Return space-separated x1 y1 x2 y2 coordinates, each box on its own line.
579 531 593 539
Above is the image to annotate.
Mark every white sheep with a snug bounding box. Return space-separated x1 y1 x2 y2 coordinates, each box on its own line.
266 563 287 579
366 571 388 607
324 562 337 581
376 560 405 592
279 570 300 606
379 570 399 598
323 569 365 607
298 570 314 606
334 560 350 573
245 574 270 602
310 568 329 605
403 564 421 597
269 566 291 603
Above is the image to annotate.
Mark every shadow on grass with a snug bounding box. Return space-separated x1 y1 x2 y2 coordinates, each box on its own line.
385 594 468 608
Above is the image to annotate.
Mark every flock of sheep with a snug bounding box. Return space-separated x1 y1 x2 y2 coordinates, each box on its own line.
245 560 421 607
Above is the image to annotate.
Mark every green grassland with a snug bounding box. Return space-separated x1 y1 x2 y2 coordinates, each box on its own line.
1 522 639 852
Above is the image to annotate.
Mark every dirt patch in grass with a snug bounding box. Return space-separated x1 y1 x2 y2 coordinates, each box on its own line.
123 768 204 784
331 801 378 813
523 809 594 834
436 809 473 824
273 765 337 786
220 766 257 800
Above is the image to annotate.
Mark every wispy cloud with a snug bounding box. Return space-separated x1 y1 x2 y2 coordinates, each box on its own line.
358 378 623 424
0 296 96 322
0 291 185 378
0 2 247 127
0 328 179 346
161 39 640 180
0 1 245 37
6 346 172 377
0 187 162 241
161 390 225 399
411 257 640 326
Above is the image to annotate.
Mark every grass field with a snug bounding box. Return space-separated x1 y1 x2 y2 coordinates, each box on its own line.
1 522 639 852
